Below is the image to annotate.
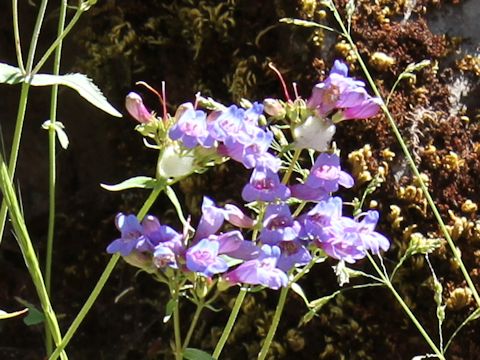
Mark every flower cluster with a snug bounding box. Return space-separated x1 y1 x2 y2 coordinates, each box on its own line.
111 61 388 290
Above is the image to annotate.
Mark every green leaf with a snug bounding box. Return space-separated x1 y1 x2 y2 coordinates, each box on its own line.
42 120 69 149
0 63 122 117
0 63 23 84
163 299 176 323
101 176 157 191
183 348 214 360
15 298 44 326
29 73 122 117
290 282 309 307
0 308 28 320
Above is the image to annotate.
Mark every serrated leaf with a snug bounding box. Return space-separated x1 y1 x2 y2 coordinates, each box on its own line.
291 282 309 307
0 308 28 320
0 63 23 84
183 348 214 360
29 73 122 117
101 176 157 191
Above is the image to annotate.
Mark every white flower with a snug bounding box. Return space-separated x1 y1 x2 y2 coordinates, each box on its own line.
292 115 336 152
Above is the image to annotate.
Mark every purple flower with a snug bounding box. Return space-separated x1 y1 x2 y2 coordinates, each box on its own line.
186 238 228 277
313 210 390 263
224 245 288 289
220 126 275 170
276 241 311 272
291 153 353 201
194 197 226 241
153 246 178 269
307 60 381 120
348 211 390 254
244 102 264 125
125 92 153 124
216 231 259 260
242 163 290 203
207 105 246 142
107 213 145 256
223 204 255 228
169 103 213 148
299 197 343 240
137 215 183 253
337 97 383 121
259 204 301 245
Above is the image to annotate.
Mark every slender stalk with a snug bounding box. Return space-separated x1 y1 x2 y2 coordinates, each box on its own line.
32 6 85 75
0 0 49 244
329 2 480 308
48 185 164 360
257 286 288 360
182 303 204 351
0 0 48 243
12 0 25 73
444 308 480 352
366 253 444 359
212 287 247 359
0 159 68 360
25 0 49 74
44 0 68 355
172 281 182 360
282 148 301 184
0 82 30 244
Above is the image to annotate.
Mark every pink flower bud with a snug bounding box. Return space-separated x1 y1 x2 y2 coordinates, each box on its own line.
125 92 153 123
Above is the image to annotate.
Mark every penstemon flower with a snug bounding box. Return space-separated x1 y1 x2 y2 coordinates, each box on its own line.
125 92 154 124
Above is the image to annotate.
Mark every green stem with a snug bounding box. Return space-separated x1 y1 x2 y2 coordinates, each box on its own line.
48 185 164 360
44 0 68 355
172 281 182 360
366 253 445 359
12 0 25 73
31 6 85 75
0 159 68 360
182 303 204 351
257 286 288 360
282 148 301 184
0 0 49 244
25 0 49 74
330 3 480 308
0 82 30 244
444 308 480 352
212 287 247 359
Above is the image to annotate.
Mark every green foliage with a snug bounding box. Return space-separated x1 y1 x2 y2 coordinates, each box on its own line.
0 62 121 117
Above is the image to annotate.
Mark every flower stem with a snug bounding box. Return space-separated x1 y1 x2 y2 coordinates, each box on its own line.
282 148 302 184
329 2 480 308
182 303 204 351
367 253 445 359
0 0 50 244
257 286 288 360
48 185 164 360
0 158 68 360
172 280 183 360
212 287 247 359
31 5 85 75
44 0 68 355
12 0 25 73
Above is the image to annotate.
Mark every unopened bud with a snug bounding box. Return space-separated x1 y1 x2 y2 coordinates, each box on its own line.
125 92 153 124
263 98 286 118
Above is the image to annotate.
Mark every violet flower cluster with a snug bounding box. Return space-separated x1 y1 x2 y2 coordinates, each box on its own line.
111 60 388 290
